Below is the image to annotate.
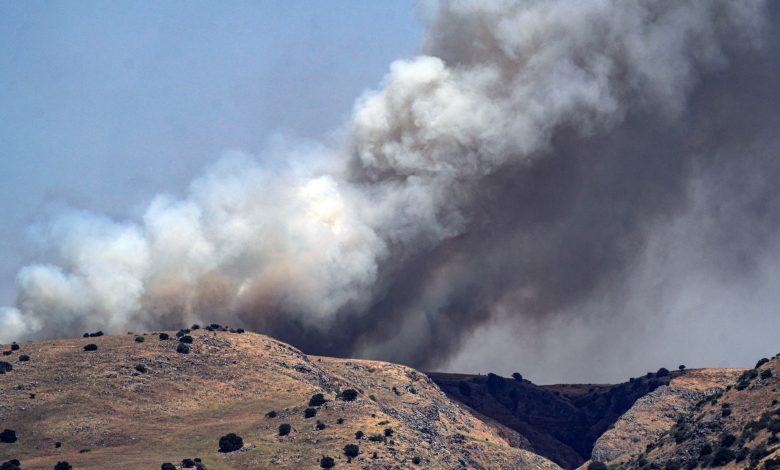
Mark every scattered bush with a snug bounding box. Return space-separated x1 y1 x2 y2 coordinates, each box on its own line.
54 463 72 470
1 459 20 470
315 420 327 430
412 456 421 465
179 335 193 344
161 464 175 470
10 343 19 351
337 418 344 424
159 333 170 340
236 328 245 333
355 431 364 440
135 336 145 343
176 343 190 354
191 324 200 330
320 456 335 468
679 365 686 370
384 427 394 437
182 458 195 468
368 434 385 443
83 344 98 351
304 407 317 418
699 443 712 457
278 423 291 436
1 351 10 356
512 372 523 382
722 407 732 417
54 442 61 448
720 433 736 447
761 369 773 379
711 448 736 466
587 462 607 470
86 331 103 337
309 393 327 406
0 361 11 374
344 443 359 458
18 355 29 362
135 364 148 373
266 410 277 418
656 367 670 377
218 433 243 453
338 389 358 401
0 429 17 443
458 381 471 397
756 358 770 368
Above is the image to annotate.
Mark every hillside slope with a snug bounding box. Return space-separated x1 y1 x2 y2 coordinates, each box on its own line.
0 329 559 470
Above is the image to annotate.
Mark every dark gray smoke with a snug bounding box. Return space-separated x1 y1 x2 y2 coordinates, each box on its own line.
3 0 778 383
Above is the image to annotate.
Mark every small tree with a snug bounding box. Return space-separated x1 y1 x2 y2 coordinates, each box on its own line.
678 364 686 371
304 407 317 418
179 335 193 344
0 429 16 443
309 393 327 406
218 433 243 452
320 456 335 468
278 423 291 436
161 464 176 470
656 367 670 377
182 458 195 468
512 372 523 382
176 343 190 354
355 430 364 440
135 336 145 343
344 443 359 458
18 355 29 362
54 463 73 470
83 344 98 351
10 343 19 351
0 361 11 373
159 333 170 340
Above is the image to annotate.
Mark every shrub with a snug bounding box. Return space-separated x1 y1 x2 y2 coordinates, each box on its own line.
54 442 61 448
10 343 19 351
761 369 773 379
679 365 686 370
338 389 358 401
1 459 20 470
722 407 732 417
756 358 770 368
304 407 317 418
368 434 385 442
736 447 749 462
699 443 712 457
54 463 72 470
384 427 394 437
320 456 335 468
1 351 10 356
458 381 471 397
182 458 195 468
344 443 359 458
88 331 104 337
179 335 193 344
18 355 29 362
0 429 17 443
512 372 523 382
355 430 364 439
161 464 175 470
191 324 200 330
315 420 327 430
278 423 291 436
159 333 169 340
0 361 11 373
309 393 327 406
135 336 145 343
588 463 607 470
83 344 98 351
720 433 737 447
656 367 670 377
266 410 277 418
486 373 504 394
412 456 422 465
218 433 243 452
135 364 148 373
711 448 736 466
337 418 344 424
176 343 190 354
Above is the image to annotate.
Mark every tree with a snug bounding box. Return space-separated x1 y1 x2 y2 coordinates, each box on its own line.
320 456 335 468
304 407 317 418
278 423 291 436
0 361 11 373
161 464 175 470
54 463 72 470
218 433 243 452
338 389 358 401
10 343 19 351
678 364 686 371
179 335 193 344
83 344 98 351
182 458 195 468
512 372 523 382
344 443 359 458
176 343 190 354
18 355 29 362
656 367 670 377
0 429 17 443
309 393 327 406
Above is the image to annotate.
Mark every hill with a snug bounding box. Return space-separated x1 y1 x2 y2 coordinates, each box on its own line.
0 328 559 470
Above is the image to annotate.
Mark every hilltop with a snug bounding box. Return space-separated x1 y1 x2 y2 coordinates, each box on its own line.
0 328 558 470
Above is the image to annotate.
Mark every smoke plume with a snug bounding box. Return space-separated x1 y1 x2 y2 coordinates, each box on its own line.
3 0 778 383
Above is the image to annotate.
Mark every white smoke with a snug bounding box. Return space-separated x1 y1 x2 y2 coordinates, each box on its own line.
1 1 771 381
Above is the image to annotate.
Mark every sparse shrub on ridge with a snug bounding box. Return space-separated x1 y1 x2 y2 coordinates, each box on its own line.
176 343 190 354
83 344 98 351
355 430 364 439
679 364 686 370
756 357 769 368
266 410 277 418
135 364 148 373
182 458 195 468
656 367 670 377
191 324 200 330
304 407 317 418
179 335 193 344
218 433 243 453
10 343 19 351
320 456 335 468
161 464 175 470
0 361 12 373
512 372 523 382
135 336 145 343
54 462 72 470
278 423 291 436
18 355 29 362
159 333 170 340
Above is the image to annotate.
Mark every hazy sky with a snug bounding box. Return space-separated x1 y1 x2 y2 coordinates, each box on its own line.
0 1 422 305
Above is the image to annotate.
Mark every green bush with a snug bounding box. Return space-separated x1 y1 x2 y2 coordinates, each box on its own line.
83 344 98 351
338 389 358 401
135 336 145 343
320 456 335 468
176 343 190 354
54 463 72 470
587 462 607 470
278 423 291 436
10 343 19 351
304 408 317 418
0 361 11 373
135 364 147 373
656 367 670 377
711 448 735 466
384 427 394 437
181 458 195 468
760 369 773 379
159 333 170 340
266 410 277 418
756 358 769 368
355 430 364 439
1 459 21 470
315 420 327 430
344 443 359 458
0 429 17 443
18 355 29 362
161 464 175 470
309 393 327 406
218 433 243 452
179 335 193 344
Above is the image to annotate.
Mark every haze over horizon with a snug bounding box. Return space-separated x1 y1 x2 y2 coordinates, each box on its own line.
2 0 779 384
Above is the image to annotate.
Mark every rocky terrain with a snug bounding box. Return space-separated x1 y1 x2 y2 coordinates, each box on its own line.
0 328 560 469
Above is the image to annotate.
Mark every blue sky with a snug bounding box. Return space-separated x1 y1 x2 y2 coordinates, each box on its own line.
0 1 423 305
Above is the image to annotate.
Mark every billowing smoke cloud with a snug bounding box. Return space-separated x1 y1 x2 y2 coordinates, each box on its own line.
2 0 778 383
